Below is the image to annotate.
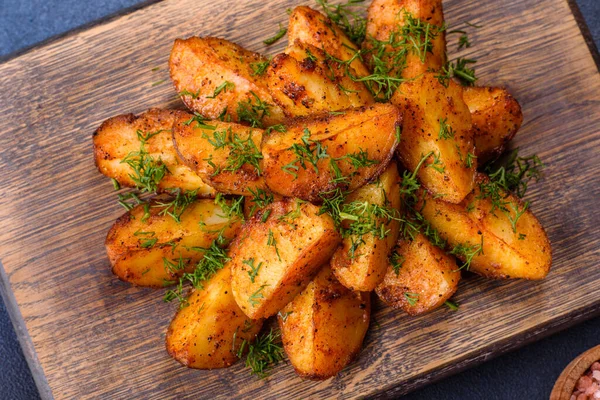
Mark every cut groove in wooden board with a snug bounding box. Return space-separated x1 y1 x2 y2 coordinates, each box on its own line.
0 0 599 399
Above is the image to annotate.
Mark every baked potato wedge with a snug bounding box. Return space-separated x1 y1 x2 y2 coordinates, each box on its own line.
172 112 266 195
93 108 214 196
287 6 370 77
463 86 524 164
364 0 446 80
169 37 284 127
229 199 341 319
393 73 476 203
330 161 401 291
166 267 263 369
278 264 370 380
418 173 552 279
376 234 460 315
106 197 241 287
267 42 373 117
262 104 401 202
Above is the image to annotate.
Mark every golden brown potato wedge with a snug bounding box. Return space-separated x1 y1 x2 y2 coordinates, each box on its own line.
93 108 215 196
364 0 446 79
278 264 370 380
169 37 284 127
418 173 552 279
172 112 266 195
267 42 373 117
330 161 401 291
106 198 241 287
393 73 476 203
229 199 341 319
166 267 263 369
376 234 460 315
287 6 370 77
261 104 401 202
463 86 524 164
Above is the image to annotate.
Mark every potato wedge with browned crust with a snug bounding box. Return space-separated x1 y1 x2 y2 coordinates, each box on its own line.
418 173 552 279
93 108 215 196
229 199 341 319
278 264 370 380
172 112 266 196
363 0 446 80
261 104 401 202
330 161 401 291
166 267 263 369
267 42 373 117
463 86 524 164
106 198 241 287
169 37 284 127
287 6 370 77
376 234 460 315
393 73 475 203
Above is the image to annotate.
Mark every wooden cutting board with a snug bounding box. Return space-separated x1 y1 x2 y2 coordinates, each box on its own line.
0 0 599 398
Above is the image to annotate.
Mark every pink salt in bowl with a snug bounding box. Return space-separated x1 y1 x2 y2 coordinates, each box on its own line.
551 345 600 400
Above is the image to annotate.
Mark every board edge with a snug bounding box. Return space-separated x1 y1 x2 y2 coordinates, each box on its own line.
0 260 54 400
371 304 600 398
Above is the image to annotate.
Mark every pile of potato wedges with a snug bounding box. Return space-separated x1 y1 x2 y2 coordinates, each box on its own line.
93 0 551 380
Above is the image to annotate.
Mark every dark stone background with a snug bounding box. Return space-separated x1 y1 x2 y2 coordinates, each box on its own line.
0 1 598 398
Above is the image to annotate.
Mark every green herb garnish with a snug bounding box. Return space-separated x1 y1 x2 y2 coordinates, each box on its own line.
404 292 420 306
263 24 287 45
236 328 284 378
449 237 484 271
120 129 169 193
152 189 198 223
206 81 235 99
244 258 264 283
237 92 272 128
250 60 271 76
215 193 245 220
248 285 268 306
445 300 459 311
316 0 367 44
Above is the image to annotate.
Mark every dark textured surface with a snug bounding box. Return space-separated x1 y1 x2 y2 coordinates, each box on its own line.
0 1 598 399
0 298 39 400
578 0 600 45
0 0 144 59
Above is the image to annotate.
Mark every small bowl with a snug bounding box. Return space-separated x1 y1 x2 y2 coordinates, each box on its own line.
551 344 600 400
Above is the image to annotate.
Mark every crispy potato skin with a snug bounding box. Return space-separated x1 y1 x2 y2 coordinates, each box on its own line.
229 199 341 319
287 6 370 77
463 86 524 164
172 112 266 195
278 265 370 380
93 108 215 196
331 162 402 291
106 199 240 287
364 0 446 79
267 42 373 117
376 234 460 315
419 173 552 279
393 73 475 203
169 37 284 126
166 267 262 369
261 104 401 202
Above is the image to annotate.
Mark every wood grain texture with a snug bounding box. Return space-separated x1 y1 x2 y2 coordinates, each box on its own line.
0 0 599 398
